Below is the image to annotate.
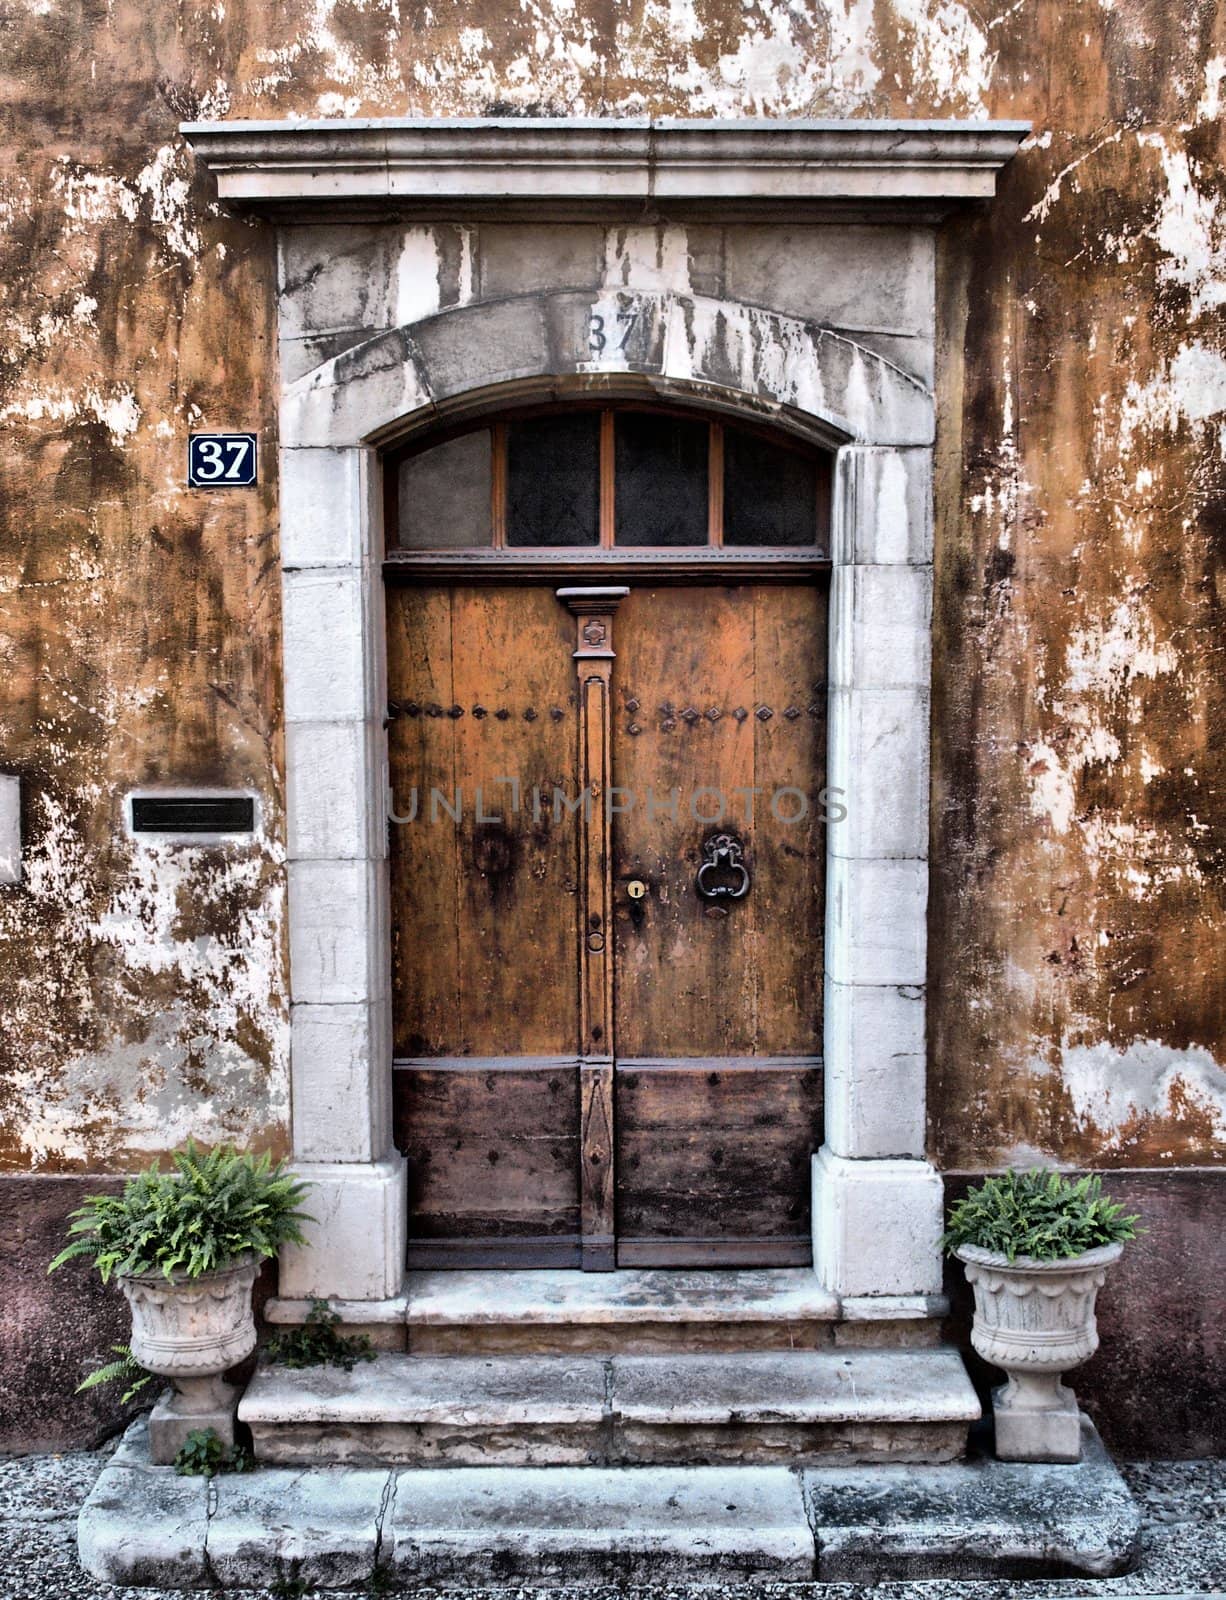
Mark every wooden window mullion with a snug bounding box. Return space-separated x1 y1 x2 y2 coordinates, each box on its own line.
599 409 615 549
491 422 508 549
709 422 725 547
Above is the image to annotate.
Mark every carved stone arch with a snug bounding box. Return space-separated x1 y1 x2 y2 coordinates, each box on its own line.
279 291 933 454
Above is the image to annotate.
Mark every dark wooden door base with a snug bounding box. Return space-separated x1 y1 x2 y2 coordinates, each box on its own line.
614 1057 822 1268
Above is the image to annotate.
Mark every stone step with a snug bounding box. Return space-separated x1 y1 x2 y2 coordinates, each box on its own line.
264 1267 948 1355
239 1347 981 1467
80 1413 1141 1589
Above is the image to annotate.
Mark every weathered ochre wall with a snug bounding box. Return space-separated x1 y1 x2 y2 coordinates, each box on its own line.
0 0 1224 1175
929 7 1226 1170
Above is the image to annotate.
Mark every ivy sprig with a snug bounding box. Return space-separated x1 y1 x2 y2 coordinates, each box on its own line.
174 1427 254 1477
266 1299 376 1372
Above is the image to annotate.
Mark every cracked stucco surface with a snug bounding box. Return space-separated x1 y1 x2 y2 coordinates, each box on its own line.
0 0 1224 1169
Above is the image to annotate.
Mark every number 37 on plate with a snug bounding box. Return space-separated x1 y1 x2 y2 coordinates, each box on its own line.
188 432 258 488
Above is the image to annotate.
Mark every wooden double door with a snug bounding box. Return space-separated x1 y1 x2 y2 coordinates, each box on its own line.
388 580 827 1269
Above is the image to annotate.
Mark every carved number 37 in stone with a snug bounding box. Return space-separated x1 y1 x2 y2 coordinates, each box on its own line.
589 309 640 356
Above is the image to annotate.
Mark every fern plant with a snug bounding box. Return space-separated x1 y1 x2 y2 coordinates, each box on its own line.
48 1141 312 1283
76 1344 154 1404
943 1170 1140 1263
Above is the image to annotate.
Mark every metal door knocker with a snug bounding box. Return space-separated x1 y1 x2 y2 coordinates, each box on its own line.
696 834 751 901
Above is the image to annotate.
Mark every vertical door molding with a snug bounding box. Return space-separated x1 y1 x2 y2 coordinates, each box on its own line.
559 586 629 1270
811 443 943 1300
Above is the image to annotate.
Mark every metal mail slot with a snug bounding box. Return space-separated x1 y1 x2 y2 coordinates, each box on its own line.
130 796 255 834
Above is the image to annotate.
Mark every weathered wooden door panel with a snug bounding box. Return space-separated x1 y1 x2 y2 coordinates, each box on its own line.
388 584 583 1265
610 583 826 1265
387 577 827 1269
612 585 826 1058
387 584 578 1058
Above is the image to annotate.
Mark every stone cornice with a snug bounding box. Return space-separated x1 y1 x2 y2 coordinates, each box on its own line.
180 117 1030 220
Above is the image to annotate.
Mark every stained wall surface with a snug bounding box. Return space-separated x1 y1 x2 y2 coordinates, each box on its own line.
0 0 1224 1448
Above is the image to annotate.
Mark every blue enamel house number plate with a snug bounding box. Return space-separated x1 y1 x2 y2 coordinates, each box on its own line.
188 432 258 488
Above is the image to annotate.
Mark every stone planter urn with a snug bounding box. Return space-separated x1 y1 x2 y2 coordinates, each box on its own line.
956 1241 1123 1463
121 1253 259 1464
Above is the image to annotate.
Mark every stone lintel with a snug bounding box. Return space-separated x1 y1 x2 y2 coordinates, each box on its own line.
181 117 1030 219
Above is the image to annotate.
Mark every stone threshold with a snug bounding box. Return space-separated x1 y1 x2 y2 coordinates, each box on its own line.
78 1414 1140 1588
264 1266 948 1327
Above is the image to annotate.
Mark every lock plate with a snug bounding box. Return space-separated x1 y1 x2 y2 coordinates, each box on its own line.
627 880 647 901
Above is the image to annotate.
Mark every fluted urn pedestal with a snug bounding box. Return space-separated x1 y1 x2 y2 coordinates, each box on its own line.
120 1254 259 1465
956 1242 1123 1463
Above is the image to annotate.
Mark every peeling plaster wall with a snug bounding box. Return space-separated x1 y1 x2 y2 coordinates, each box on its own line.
0 35 288 1167
0 0 1224 1176
929 4 1226 1172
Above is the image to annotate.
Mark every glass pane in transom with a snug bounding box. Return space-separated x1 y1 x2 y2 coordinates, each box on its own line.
614 412 709 546
397 429 493 548
723 427 819 547
506 414 601 547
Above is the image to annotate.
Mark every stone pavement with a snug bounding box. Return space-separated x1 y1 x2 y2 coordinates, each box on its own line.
0 1440 1222 1599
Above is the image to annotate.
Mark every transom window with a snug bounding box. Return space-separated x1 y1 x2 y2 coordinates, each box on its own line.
387 405 832 555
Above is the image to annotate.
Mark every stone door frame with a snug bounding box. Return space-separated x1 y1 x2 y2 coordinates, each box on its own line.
183 118 1027 1307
